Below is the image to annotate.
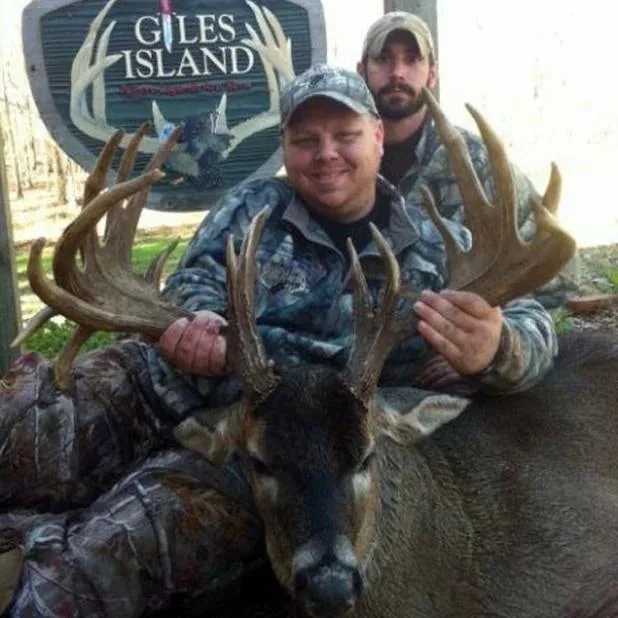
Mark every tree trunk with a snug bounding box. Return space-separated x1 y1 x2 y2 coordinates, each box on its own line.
45 139 56 190
54 146 67 205
25 96 39 174
0 129 21 374
0 66 23 199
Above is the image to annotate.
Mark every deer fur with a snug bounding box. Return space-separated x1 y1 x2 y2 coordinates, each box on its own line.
176 330 618 618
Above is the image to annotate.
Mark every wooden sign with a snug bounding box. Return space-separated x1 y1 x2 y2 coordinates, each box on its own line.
22 0 326 210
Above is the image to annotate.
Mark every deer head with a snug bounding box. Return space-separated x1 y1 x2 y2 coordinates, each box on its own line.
172 209 478 617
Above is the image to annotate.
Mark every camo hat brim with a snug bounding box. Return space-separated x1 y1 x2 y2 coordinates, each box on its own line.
362 12 435 61
280 64 379 130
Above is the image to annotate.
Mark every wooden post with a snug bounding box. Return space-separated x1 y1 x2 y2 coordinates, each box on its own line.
0 130 21 375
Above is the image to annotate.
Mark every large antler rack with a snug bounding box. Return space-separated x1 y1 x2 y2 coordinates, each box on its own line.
13 124 191 389
343 88 576 403
17 92 576 401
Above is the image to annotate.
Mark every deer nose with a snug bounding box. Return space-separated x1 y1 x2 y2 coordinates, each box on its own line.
294 561 363 617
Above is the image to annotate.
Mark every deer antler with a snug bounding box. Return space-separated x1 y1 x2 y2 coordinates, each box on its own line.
71 0 295 170
224 208 280 402
344 226 420 403
419 88 576 307
70 0 159 153
15 125 191 389
221 0 295 155
344 89 576 402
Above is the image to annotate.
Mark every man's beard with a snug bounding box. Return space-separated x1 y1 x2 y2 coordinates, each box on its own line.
375 84 426 120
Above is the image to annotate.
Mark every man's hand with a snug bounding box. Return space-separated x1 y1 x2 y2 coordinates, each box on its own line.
158 310 228 376
413 290 503 375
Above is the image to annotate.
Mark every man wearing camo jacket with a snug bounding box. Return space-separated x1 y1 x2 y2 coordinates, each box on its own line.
357 12 580 311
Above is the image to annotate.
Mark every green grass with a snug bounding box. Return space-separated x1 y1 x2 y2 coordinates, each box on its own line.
14 236 190 358
550 308 574 334
607 268 618 291
23 320 117 358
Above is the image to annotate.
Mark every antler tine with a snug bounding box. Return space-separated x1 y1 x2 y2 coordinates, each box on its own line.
103 123 182 265
11 306 57 348
144 238 181 288
84 128 124 206
225 208 279 402
421 87 576 307
52 129 123 299
54 325 97 393
105 122 153 229
344 224 419 403
542 162 561 216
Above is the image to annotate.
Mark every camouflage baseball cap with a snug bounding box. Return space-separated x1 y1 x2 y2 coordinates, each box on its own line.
279 64 379 129
362 12 435 61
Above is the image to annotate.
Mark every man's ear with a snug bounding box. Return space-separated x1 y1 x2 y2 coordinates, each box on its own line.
374 391 469 445
428 61 439 90
357 60 366 78
173 402 245 465
374 118 385 155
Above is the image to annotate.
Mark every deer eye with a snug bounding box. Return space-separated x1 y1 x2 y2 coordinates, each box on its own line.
357 451 376 474
249 455 273 477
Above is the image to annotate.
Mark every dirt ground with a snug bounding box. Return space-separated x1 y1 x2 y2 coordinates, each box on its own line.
569 245 618 332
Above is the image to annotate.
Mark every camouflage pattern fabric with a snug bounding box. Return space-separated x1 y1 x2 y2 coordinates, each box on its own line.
279 64 379 129
162 175 557 395
393 117 581 308
0 348 262 617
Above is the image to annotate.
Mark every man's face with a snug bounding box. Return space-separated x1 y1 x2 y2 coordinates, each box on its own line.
359 31 437 121
282 97 384 223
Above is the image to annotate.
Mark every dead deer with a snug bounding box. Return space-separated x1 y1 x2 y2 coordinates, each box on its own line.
18 90 616 618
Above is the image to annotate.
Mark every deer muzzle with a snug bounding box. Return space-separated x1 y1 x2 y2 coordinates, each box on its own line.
292 535 363 617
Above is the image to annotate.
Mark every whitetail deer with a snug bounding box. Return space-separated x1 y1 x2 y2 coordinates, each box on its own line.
18 91 616 618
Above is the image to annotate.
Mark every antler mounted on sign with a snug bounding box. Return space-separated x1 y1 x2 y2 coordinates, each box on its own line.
69 0 296 188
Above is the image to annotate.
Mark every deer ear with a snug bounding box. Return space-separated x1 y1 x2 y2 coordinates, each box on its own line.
173 402 245 465
375 390 470 445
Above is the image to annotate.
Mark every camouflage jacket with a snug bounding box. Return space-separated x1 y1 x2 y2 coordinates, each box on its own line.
389 117 579 307
159 176 557 398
